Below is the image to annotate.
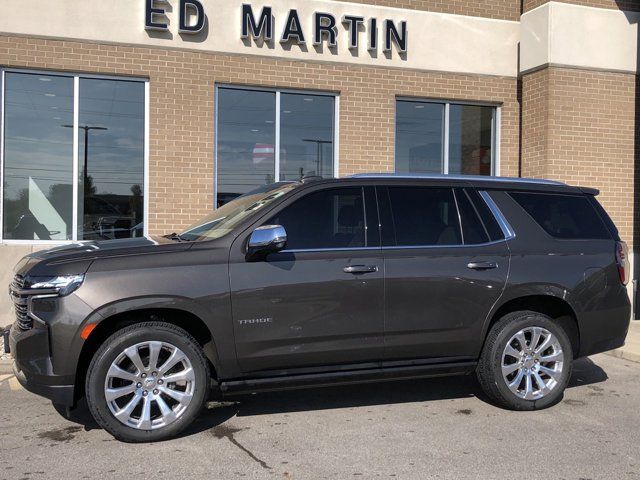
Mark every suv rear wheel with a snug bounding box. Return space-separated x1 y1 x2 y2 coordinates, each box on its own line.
85 321 210 442
477 311 573 410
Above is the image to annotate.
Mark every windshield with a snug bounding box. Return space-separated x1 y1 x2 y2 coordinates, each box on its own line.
178 183 299 241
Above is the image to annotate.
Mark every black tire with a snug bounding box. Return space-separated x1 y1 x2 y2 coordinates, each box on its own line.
477 310 573 410
85 322 210 442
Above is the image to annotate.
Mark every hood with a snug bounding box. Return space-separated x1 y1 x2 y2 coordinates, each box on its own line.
13 236 193 277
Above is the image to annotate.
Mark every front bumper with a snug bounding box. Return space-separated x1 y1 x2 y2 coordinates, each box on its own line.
8 323 76 406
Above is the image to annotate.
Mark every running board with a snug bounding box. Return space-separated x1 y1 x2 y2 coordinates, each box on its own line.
218 361 477 396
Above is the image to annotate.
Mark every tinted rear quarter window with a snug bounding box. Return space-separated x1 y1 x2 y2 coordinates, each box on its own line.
466 189 505 241
454 189 489 244
509 192 611 240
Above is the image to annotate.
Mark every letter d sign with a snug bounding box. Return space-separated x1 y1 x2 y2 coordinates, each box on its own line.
179 0 206 34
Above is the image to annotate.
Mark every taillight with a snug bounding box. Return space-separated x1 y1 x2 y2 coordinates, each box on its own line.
615 241 630 285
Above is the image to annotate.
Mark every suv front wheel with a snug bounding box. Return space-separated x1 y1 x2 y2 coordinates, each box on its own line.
477 311 573 410
85 321 210 442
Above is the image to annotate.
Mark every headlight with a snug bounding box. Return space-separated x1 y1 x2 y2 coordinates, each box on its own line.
26 274 85 296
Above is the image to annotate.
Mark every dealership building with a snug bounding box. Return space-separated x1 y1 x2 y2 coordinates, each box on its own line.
0 0 639 325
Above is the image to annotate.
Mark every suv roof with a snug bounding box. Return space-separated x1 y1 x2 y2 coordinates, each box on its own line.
327 173 597 195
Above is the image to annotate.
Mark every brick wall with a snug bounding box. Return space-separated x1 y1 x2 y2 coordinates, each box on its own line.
0 35 519 235
522 66 636 243
347 0 519 20
521 69 550 179
524 0 640 13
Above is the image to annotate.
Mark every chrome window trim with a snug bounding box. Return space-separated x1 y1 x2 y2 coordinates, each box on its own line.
479 190 516 240
280 246 382 254
451 188 464 244
381 238 508 250
280 238 511 253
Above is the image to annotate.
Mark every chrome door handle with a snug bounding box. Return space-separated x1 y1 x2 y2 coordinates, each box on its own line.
344 265 378 274
467 261 498 270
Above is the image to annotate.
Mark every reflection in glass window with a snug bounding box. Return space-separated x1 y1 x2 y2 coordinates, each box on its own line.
395 101 443 174
387 187 462 247
279 93 334 181
215 87 336 207
395 100 496 176
449 105 494 176
267 188 365 250
3 73 74 240
217 88 276 207
1 71 147 242
78 79 145 240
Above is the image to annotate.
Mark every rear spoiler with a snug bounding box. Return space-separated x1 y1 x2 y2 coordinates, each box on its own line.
578 186 599 196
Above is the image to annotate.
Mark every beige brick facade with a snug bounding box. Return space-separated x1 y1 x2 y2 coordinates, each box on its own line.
0 35 519 235
521 66 637 243
346 0 519 20
524 0 640 12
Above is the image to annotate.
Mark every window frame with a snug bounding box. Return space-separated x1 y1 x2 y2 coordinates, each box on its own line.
508 190 612 241
266 186 372 253
214 84 340 208
0 67 150 245
378 184 512 249
394 97 500 177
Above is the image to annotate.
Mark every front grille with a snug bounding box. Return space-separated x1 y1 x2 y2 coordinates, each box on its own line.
11 274 25 290
14 303 32 331
10 274 33 331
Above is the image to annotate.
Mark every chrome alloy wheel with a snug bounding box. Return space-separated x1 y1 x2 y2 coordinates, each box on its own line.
501 327 564 400
105 341 195 430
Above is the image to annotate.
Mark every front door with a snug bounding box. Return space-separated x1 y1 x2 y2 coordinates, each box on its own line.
378 184 509 361
229 185 384 374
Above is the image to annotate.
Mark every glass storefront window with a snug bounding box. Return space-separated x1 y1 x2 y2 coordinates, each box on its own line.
216 89 276 207
395 101 444 174
395 100 496 176
279 93 334 181
78 79 145 240
448 104 494 176
216 87 336 207
1 70 147 242
3 73 74 240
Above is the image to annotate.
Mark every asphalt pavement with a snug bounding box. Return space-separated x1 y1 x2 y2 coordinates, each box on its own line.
1 353 639 480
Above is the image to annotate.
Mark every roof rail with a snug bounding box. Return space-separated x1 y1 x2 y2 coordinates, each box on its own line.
347 173 566 186
300 175 324 183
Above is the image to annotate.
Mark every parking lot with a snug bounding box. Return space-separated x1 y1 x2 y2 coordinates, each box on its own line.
1 353 639 480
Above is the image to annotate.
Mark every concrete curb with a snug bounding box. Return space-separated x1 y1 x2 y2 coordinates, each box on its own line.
605 349 640 364
0 359 14 375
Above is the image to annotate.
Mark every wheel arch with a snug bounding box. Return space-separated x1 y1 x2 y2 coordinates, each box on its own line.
483 293 580 358
74 299 221 403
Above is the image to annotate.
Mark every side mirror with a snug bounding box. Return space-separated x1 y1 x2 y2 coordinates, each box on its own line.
246 225 287 261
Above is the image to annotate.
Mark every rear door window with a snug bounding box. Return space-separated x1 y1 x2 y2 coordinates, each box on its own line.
386 187 462 246
509 191 611 240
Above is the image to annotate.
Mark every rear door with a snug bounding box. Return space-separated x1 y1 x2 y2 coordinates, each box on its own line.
228 185 385 374
379 184 510 361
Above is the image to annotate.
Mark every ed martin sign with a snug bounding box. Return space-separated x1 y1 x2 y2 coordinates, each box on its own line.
145 1 408 55
0 0 518 77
